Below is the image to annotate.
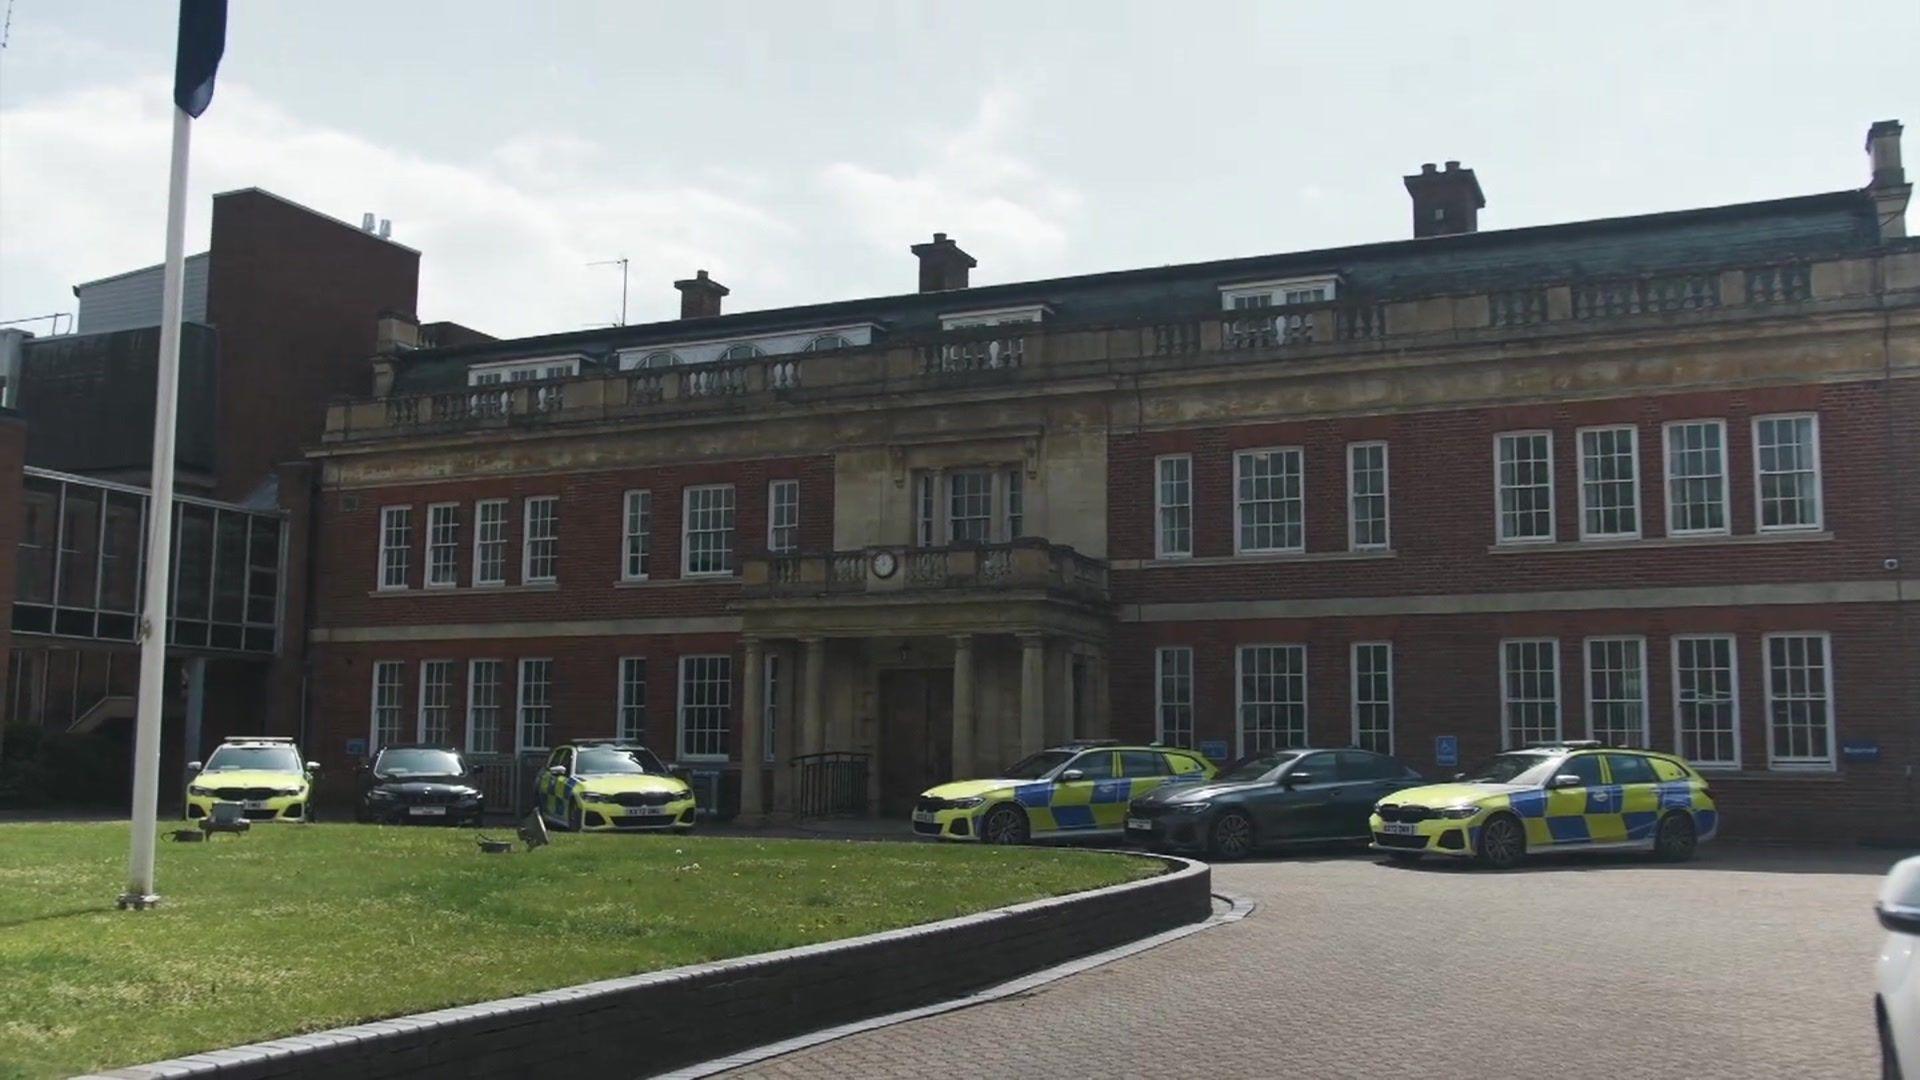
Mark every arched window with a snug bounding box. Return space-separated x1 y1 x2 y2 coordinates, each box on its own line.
804 334 852 352
718 343 765 362
632 351 680 369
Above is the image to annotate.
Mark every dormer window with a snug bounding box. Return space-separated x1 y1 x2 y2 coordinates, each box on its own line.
718 343 765 362
1219 276 1341 310
634 350 680 369
939 304 1050 330
466 355 583 386
804 334 853 352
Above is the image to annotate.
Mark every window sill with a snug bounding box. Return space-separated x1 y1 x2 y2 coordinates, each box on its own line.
1111 549 1397 570
366 583 559 598
1486 531 1832 555
613 577 741 589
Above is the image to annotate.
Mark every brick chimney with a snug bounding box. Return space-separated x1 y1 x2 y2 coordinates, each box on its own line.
1866 119 1910 240
675 270 729 319
1403 161 1486 238
910 232 977 292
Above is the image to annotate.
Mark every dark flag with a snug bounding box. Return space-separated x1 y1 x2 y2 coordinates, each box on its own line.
172 0 227 118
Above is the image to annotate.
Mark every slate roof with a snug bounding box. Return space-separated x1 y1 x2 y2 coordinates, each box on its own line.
391 189 1881 395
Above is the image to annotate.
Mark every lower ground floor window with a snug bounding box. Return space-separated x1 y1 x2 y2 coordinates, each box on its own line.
1765 632 1833 768
1238 644 1306 756
1501 639 1561 748
518 659 552 750
679 655 732 760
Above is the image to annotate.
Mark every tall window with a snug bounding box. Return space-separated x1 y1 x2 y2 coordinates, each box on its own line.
1578 426 1639 539
913 469 1024 546
1674 636 1738 767
1584 638 1647 747
1155 647 1194 748
1155 456 1192 558
623 490 651 581
1237 644 1307 755
1351 642 1393 753
678 655 732 760
1765 633 1832 767
1664 421 1727 535
618 657 647 743
426 504 459 587
370 661 406 750
768 479 800 554
948 471 994 543
1495 432 1554 543
471 500 507 586
466 660 502 753
1500 639 1560 747
522 496 557 583
1754 414 1822 531
763 654 781 764
914 473 936 547
1235 448 1304 554
377 507 411 589
517 658 552 750
419 660 454 743
683 485 736 575
1347 442 1389 551
1006 470 1024 537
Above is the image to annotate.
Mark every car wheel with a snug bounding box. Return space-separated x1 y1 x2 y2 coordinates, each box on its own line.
980 804 1029 845
567 801 586 832
1476 813 1526 870
1654 810 1697 863
1208 810 1255 860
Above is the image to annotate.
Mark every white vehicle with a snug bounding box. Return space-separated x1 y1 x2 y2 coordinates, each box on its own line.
1875 856 1920 1078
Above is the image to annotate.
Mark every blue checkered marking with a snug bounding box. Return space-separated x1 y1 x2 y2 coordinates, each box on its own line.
1695 809 1718 837
1657 781 1694 810
1050 805 1097 830
1508 790 1548 818
1546 815 1591 843
1091 779 1132 804
1584 785 1622 814
1014 783 1052 808
1622 811 1659 841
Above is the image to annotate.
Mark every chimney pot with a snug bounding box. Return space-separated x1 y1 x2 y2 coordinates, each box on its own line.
910 232 977 293
674 270 730 319
1421 163 1438 174
1865 119 1911 241
1404 161 1486 239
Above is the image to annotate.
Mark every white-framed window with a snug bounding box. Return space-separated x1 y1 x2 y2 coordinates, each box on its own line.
418 659 455 743
1236 644 1307 756
718 343 765 362
426 503 459 587
522 496 557 583
1584 637 1648 748
911 469 1025 547
768 479 800 554
1154 455 1192 559
1673 635 1739 768
948 470 994 543
517 658 553 751
466 355 582 386
1006 470 1024 537
1753 414 1822 532
678 654 732 760
1155 647 1194 748
1578 426 1640 540
1234 448 1305 554
622 490 651 581
1347 442 1389 551
1351 642 1393 753
618 657 647 744
1218 275 1340 309
1663 420 1728 536
1495 432 1555 543
938 304 1048 329
682 484 736 575
370 660 406 751
473 500 507 586
466 659 502 753
804 333 852 352
1764 632 1833 768
763 654 781 764
377 506 411 590
1500 639 1560 747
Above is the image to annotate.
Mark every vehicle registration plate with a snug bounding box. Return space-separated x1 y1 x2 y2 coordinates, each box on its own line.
911 811 937 824
408 805 446 816
1381 822 1419 835
244 800 270 810
623 809 666 820
1125 817 1152 831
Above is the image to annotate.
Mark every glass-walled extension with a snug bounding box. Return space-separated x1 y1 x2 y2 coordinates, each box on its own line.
12 468 286 653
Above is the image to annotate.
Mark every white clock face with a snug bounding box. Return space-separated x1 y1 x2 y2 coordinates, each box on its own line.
872 551 897 578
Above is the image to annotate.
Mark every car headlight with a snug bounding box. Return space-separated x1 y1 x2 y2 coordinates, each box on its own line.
1168 802 1210 813
946 797 985 810
277 788 304 798
188 785 212 796
1438 806 1482 819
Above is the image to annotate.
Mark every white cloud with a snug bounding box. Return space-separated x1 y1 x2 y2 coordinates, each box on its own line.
817 88 1082 284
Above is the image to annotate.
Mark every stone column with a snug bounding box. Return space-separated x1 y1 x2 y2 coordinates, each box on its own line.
951 634 975 778
1018 633 1046 755
801 637 826 754
1090 648 1112 738
738 638 765 821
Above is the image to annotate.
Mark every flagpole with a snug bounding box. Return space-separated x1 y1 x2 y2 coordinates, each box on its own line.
120 105 193 910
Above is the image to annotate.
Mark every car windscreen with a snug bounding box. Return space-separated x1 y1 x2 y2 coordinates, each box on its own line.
1000 750 1073 780
575 746 666 775
203 746 301 772
374 748 465 778
1219 751 1304 782
1459 752 1558 786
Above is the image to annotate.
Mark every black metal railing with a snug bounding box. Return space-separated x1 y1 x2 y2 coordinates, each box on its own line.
791 751 870 818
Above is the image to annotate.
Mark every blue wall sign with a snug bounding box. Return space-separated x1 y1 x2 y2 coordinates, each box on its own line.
1435 735 1459 768
1841 741 1881 762
345 737 367 758
1200 740 1230 763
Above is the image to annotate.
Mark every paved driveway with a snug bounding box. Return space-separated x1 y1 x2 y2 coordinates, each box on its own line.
731 844 1898 1080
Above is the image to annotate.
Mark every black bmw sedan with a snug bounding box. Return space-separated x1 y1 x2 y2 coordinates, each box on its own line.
355 745 485 825
1125 748 1422 859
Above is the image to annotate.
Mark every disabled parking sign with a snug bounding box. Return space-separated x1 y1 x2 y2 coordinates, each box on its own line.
1435 736 1458 768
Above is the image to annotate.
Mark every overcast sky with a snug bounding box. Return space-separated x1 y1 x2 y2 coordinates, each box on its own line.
1 1 1914 340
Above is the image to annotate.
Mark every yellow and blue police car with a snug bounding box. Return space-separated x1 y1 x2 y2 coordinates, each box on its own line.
1370 740 1717 869
914 740 1215 844
185 736 319 823
536 740 697 833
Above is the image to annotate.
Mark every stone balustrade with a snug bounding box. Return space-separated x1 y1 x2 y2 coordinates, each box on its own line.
741 539 1109 604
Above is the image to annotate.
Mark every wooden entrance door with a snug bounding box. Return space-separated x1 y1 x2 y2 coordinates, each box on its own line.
879 669 953 817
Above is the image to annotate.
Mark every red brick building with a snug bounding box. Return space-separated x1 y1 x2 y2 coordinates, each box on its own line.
308 122 1918 839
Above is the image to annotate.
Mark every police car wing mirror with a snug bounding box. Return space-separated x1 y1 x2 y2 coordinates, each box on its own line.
1059 769 1085 782
305 761 321 772
186 761 202 773
547 765 568 777
1549 773 1583 789
1880 904 1920 936
1452 772 1466 781
1284 772 1311 788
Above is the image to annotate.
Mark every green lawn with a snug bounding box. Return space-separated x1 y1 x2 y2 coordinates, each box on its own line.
0 822 1153 1079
